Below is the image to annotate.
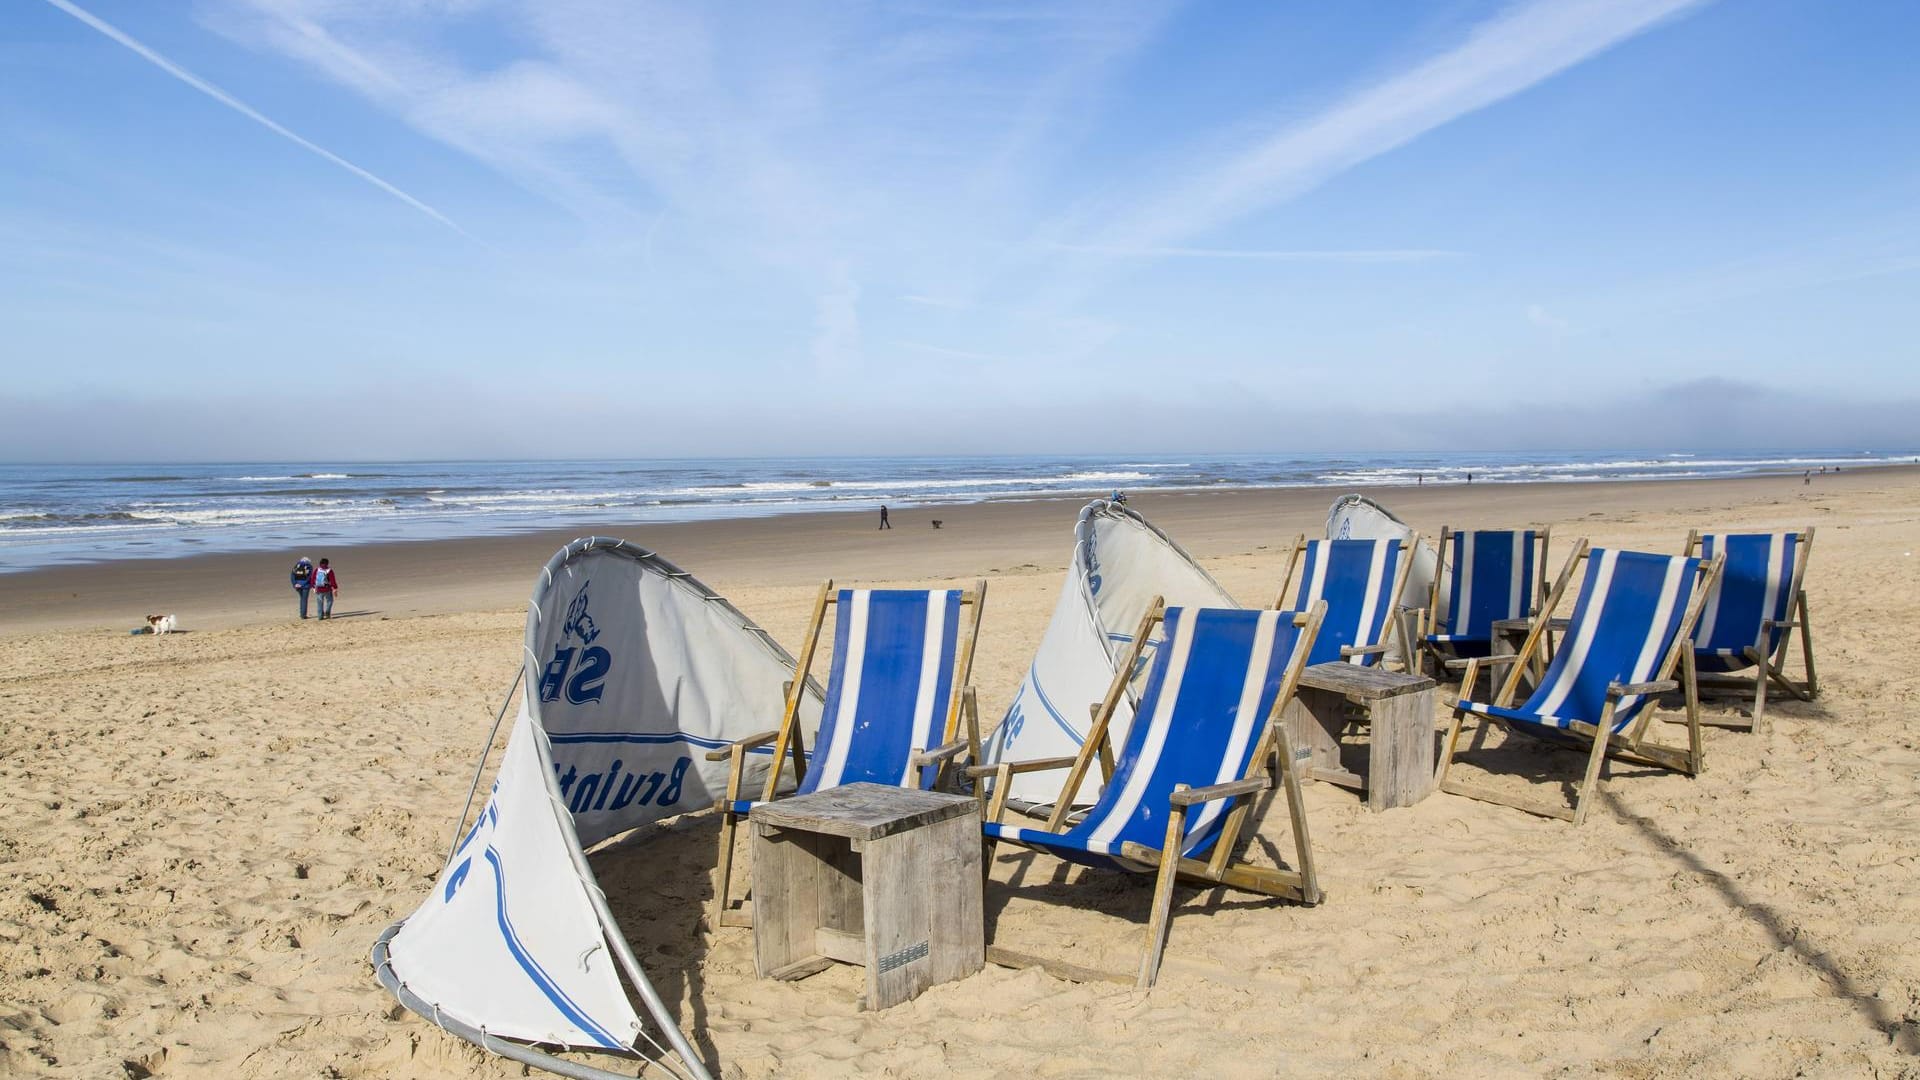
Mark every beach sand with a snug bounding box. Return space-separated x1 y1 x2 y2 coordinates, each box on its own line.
2 469 1917 1077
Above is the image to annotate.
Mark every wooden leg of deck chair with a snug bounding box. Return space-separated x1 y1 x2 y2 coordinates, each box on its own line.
713 809 742 926
713 744 755 927
1570 702 1618 826
1798 591 1819 698
1684 651 1704 775
1435 706 1470 786
1746 648 1771 735
1137 791 1190 989
1434 660 1482 786
1270 718 1320 904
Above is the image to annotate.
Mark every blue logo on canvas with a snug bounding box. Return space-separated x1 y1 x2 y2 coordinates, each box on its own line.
564 584 599 644
539 581 613 705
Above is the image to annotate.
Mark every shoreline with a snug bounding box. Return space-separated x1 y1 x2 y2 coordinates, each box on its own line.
1 466 1903 637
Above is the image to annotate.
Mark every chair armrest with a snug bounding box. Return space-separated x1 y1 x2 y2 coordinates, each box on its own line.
1340 642 1389 657
1169 777 1268 807
909 739 969 767
702 728 780 761
1609 680 1677 698
963 755 1078 779
1446 654 1525 671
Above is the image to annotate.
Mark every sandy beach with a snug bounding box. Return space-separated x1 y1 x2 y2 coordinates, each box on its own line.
3 468 1917 1078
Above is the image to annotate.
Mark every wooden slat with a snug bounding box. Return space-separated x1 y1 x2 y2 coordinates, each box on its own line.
1438 778 1576 822
985 946 1134 987
766 956 835 982
814 927 865 966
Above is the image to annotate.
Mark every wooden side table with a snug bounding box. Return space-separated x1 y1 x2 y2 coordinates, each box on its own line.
750 783 983 1010
1283 663 1437 811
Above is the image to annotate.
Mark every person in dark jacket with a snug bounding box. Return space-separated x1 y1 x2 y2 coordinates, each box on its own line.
291 557 315 619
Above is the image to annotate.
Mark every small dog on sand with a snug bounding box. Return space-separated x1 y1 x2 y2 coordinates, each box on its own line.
930 520 943 529
145 614 177 635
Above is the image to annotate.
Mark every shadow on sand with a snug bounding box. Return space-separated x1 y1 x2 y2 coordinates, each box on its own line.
1605 790 1920 1055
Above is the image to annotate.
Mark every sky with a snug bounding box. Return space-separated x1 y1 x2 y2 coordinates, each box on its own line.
2 0 1917 461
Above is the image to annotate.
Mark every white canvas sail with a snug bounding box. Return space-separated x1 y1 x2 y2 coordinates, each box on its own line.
984 501 1237 806
376 538 820 1080
1326 493 1439 664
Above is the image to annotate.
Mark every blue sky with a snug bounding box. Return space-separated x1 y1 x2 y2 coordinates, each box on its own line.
2 0 1916 461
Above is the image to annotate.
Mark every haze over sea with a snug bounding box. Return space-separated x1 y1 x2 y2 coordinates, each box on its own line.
0 450 1909 573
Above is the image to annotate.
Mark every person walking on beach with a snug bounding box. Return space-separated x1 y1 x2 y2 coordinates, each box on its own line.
878 505 891 530
291 556 315 619
313 558 340 619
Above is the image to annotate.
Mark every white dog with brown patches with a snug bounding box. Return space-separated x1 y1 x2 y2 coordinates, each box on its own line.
145 614 177 635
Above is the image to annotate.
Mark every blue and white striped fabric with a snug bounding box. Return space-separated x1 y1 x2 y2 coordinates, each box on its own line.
1691 533 1800 674
1460 549 1702 736
984 607 1309 872
1288 538 1402 667
1425 530 1538 659
732 589 961 812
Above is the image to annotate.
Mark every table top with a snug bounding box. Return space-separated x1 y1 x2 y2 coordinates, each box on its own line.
1299 661 1435 700
752 782 977 841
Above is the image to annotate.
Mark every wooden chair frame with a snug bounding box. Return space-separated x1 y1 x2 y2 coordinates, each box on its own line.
968 599 1325 988
1269 533 1417 671
1435 544 1724 825
1413 525 1552 680
708 578 988 927
1683 527 1819 734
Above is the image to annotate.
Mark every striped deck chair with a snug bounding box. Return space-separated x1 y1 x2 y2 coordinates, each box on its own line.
1415 527 1550 676
1684 529 1818 733
1272 535 1414 669
969 601 1324 988
1436 543 1723 824
709 579 987 926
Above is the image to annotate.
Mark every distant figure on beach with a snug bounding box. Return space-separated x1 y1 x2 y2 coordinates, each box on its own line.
1804 470 1811 485
1467 472 1474 484
1110 489 1128 505
291 556 315 619
1417 474 1424 486
313 558 340 619
878 505 891 530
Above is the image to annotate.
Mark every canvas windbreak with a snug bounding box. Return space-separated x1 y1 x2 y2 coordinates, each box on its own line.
1327 494 1437 665
378 538 821 1080
985 501 1237 805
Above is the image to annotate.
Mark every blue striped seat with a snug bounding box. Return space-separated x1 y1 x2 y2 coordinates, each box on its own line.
712 583 984 924
1421 529 1544 663
1279 538 1409 667
979 604 1323 986
1682 530 1817 732
1439 547 1719 825
1692 533 1800 671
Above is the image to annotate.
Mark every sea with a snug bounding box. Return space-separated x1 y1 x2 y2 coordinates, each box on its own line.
0 450 1910 573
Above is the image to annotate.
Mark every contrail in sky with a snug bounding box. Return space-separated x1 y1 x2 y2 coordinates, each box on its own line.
41 0 467 236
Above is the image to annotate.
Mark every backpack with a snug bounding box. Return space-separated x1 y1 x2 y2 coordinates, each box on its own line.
293 562 313 585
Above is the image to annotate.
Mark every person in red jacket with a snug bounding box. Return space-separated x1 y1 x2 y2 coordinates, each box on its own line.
313 558 341 619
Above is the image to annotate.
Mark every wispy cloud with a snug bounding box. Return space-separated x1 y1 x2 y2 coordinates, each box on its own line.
1066 0 1711 255
1052 244 1465 262
41 0 465 236
889 339 1012 364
